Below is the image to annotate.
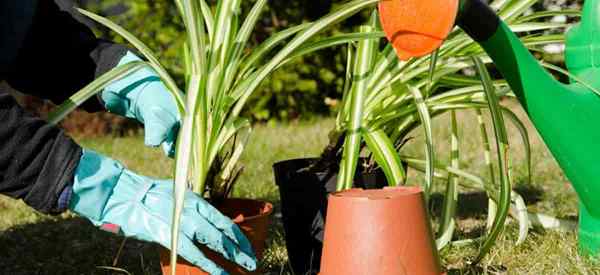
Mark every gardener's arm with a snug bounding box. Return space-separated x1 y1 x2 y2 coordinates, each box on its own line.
0 2 251 272
0 90 83 214
0 1 87 213
0 0 175 209
4 0 127 112
5 0 180 156
0 97 256 273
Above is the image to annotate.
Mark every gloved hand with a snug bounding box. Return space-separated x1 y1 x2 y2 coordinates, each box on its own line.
68 150 257 275
102 52 180 157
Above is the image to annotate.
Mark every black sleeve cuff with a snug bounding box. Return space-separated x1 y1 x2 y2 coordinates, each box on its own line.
0 91 84 214
26 135 82 214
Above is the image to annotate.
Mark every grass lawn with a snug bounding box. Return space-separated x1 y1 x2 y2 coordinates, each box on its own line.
1 100 599 274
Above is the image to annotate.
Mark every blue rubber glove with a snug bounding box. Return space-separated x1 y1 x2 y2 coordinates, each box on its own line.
102 52 180 157
69 150 257 275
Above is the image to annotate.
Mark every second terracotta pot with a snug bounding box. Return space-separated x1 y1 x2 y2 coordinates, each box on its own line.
273 158 389 274
159 198 273 275
319 186 442 275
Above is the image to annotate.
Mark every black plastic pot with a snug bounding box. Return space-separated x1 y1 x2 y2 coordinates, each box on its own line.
273 158 387 275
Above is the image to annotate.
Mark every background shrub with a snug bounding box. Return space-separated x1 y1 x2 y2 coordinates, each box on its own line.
9 0 582 135
82 0 367 122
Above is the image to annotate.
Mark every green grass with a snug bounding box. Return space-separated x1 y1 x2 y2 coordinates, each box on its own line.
1 101 599 274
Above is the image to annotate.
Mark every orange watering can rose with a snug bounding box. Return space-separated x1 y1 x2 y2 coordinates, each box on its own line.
378 0 459 60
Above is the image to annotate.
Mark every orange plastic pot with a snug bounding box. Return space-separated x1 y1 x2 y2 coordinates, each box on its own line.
378 0 459 60
159 198 274 275
319 187 442 275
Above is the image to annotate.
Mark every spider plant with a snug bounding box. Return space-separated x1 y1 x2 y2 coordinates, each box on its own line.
47 0 386 272
323 0 579 264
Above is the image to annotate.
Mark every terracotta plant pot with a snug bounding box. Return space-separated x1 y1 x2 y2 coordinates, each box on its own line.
320 187 442 275
159 198 274 275
273 158 388 274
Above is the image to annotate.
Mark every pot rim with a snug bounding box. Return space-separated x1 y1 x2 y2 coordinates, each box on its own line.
272 158 318 169
331 186 423 200
218 198 274 222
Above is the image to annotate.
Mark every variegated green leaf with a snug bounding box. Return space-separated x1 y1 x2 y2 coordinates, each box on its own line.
48 61 146 124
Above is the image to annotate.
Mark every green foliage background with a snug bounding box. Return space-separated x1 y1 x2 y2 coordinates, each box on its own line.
82 0 580 122
85 0 368 122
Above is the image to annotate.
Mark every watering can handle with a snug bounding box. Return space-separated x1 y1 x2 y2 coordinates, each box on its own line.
566 0 600 72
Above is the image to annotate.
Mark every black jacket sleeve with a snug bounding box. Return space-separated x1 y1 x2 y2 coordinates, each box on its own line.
0 89 82 214
5 0 129 111
0 0 129 214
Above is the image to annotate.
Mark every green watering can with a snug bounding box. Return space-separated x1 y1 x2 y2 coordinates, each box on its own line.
458 0 600 255
381 0 600 255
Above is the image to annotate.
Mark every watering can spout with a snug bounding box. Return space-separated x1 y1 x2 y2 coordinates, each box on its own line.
456 0 562 109
379 0 600 256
